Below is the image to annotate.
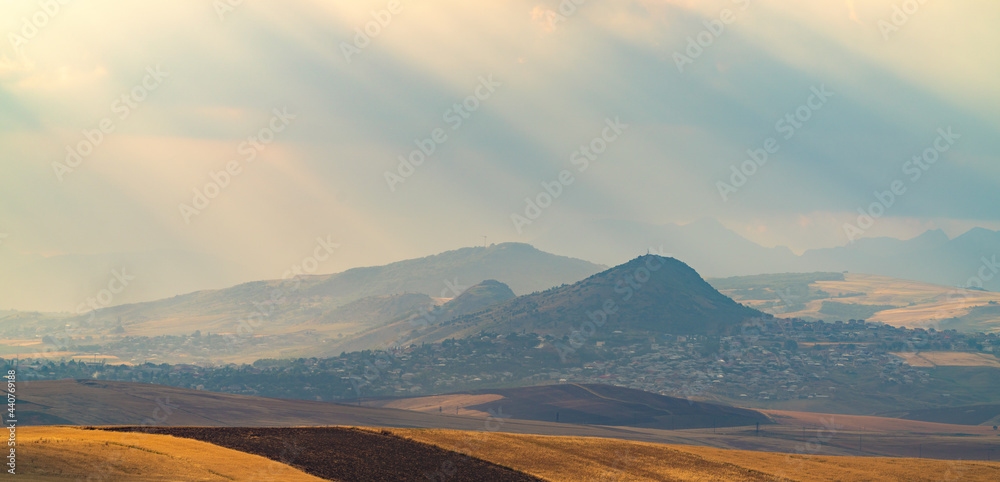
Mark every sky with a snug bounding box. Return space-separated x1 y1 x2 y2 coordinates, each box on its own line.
1 0 999 309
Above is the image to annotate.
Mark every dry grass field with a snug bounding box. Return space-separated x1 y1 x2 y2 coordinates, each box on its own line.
891 351 1000 368
104 426 541 481
371 393 505 417
20 379 1000 470
364 383 770 430
761 409 999 434
19 424 1000 480
390 428 1000 481
730 273 1000 331
680 444 1000 482
17 426 323 481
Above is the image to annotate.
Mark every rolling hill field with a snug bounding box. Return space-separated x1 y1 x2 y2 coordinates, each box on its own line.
26 425 1000 481
392 428 1000 481
21 379 1000 464
364 383 771 429
712 272 1000 332
17 425 323 481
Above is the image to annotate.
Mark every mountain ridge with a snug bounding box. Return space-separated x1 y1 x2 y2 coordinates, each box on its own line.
533 219 1000 291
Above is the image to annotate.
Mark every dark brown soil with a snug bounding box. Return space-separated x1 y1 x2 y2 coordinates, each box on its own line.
94 426 543 481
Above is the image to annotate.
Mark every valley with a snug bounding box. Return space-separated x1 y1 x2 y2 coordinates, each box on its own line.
9 249 1000 480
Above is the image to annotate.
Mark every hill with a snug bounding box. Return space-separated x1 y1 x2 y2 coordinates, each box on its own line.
19 425 323 481
300 243 599 300
435 279 516 319
20 380 1000 463
32 426 1000 481
409 255 764 344
394 428 1000 482
17 379 506 428
97 426 541 481
90 243 602 338
18 379 763 432
364 383 771 429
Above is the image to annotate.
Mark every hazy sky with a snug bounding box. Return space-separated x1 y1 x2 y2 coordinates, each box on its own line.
2 0 999 288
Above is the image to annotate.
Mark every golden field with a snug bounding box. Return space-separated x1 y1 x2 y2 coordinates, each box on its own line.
890 351 1000 368
16 424 1000 481
16 426 323 481
391 428 1000 481
369 393 505 417
730 273 1000 331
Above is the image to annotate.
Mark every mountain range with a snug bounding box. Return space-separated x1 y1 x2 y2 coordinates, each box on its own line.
532 219 1000 291
19 244 604 363
16 246 765 364
5 219 999 313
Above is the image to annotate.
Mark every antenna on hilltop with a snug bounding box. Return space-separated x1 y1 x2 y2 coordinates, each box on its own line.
482 235 488 247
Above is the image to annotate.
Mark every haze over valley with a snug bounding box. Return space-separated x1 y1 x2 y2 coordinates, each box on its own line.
4 0 1000 479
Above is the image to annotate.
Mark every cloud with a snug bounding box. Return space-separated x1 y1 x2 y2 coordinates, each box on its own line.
1 0 998 309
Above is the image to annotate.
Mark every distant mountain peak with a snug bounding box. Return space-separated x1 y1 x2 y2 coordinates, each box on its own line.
485 242 535 250
595 254 702 284
473 279 510 287
955 226 999 241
